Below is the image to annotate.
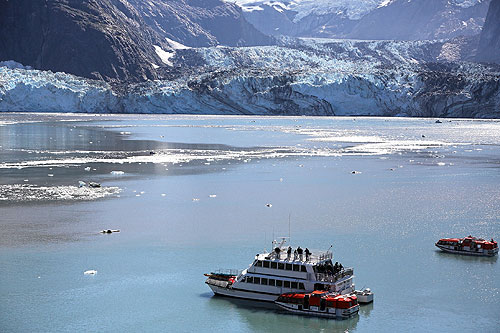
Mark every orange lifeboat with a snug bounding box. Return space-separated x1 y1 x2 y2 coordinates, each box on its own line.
275 291 359 319
435 236 498 256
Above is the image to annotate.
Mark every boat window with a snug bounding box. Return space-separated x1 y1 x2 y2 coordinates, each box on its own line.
271 262 277 269
284 281 291 288
263 261 270 268
301 266 307 272
261 278 268 285
269 279 275 286
254 277 261 284
286 263 292 270
276 280 283 287
255 260 263 267
246 277 253 283
293 264 300 272
278 263 285 270
299 283 305 290
291 282 298 289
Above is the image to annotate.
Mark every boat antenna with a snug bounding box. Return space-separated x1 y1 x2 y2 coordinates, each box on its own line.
288 213 291 245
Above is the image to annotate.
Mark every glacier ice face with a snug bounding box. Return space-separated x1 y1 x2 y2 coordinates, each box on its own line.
0 67 119 113
1 39 499 118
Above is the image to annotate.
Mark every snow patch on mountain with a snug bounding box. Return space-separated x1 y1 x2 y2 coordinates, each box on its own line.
229 0 381 20
165 38 191 50
154 45 174 66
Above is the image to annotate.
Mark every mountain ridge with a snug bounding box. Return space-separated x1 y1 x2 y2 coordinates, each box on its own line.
0 0 274 81
476 0 500 63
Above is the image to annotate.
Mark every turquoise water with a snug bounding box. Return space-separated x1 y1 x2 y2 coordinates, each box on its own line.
0 114 499 332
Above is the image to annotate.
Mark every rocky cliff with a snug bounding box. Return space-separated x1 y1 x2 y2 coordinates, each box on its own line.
0 0 273 81
476 0 500 63
0 0 169 81
126 0 274 47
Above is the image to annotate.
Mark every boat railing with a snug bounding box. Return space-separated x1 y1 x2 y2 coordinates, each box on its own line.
315 268 353 283
212 268 242 276
318 251 333 261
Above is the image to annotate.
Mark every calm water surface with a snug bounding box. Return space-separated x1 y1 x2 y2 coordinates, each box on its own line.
0 114 499 332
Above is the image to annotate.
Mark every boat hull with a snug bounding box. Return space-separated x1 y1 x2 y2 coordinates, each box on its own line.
275 302 359 319
354 293 374 303
207 283 279 302
435 244 498 257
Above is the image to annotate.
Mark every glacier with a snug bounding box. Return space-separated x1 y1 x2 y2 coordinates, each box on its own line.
1 39 499 118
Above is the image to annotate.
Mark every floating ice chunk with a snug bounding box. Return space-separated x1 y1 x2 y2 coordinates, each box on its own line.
209 194 217 198
351 170 361 174
193 198 200 202
100 229 120 234
78 181 86 187
24 179 29 182
437 162 446 166
161 193 166 197
110 170 125 175
84 166 91 171
266 203 272 207
89 182 101 188
84 270 97 275
48 174 54 177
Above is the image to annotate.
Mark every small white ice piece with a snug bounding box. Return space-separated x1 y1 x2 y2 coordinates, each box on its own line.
266 203 272 207
110 171 125 175
84 167 91 171
84 270 97 275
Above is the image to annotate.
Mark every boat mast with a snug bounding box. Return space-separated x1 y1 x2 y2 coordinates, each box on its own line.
288 213 291 245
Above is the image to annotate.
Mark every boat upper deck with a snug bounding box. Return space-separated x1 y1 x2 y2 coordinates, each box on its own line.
255 249 333 266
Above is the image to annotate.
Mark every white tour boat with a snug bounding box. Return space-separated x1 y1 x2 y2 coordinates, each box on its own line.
205 238 357 302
